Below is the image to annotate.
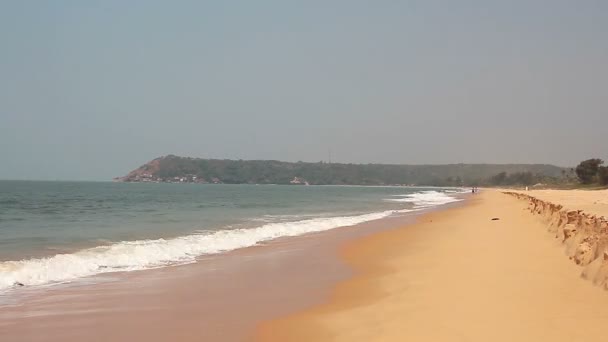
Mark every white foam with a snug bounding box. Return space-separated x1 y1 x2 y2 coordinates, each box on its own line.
0 189 465 292
0 210 397 291
385 190 463 208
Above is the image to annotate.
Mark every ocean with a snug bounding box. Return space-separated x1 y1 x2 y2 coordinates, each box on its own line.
0 181 464 293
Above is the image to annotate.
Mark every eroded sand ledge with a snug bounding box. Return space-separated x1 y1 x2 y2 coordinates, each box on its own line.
505 191 608 288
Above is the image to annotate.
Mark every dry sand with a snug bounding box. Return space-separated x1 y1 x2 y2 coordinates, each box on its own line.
257 190 608 341
512 188 608 217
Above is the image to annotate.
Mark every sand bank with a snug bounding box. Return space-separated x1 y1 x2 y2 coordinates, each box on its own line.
257 190 608 341
505 189 608 287
510 189 608 217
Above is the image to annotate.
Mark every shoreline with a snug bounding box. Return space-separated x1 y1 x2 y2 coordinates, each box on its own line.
256 190 608 341
0 201 456 341
0 186 465 291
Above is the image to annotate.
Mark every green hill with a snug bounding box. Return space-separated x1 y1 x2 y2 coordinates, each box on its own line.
116 155 569 186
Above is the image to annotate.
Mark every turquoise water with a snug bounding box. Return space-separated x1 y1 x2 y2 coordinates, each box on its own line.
0 181 463 291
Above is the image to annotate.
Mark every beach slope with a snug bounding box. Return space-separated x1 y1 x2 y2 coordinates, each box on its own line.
257 191 608 341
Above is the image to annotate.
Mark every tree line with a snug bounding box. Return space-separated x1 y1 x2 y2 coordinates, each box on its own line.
575 159 608 186
482 158 608 188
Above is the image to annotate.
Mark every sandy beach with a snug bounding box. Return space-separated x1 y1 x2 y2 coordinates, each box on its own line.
4 189 608 341
257 190 608 341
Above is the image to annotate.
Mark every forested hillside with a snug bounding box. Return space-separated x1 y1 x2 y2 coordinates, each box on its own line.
116 155 568 186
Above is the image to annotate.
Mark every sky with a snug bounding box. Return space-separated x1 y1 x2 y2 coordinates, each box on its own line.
1 1 607 180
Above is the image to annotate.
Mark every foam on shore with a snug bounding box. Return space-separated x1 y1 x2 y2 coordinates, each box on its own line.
385 190 464 208
0 212 384 291
0 190 464 292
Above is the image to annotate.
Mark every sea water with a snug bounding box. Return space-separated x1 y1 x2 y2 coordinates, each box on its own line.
0 181 464 291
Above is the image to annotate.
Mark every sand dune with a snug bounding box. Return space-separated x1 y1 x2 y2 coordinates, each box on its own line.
257 190 608 341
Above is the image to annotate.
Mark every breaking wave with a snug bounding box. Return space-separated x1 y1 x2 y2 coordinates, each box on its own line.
0 190 462 292
385 190 464 208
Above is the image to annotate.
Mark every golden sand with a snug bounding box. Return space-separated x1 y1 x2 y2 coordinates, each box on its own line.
257 190 608 341
513 189 608 217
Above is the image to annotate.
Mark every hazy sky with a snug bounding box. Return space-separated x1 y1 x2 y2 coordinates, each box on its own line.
1 1 607 180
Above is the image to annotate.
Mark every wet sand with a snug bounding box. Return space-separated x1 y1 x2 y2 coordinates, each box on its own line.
257 190 608 341
0 210 429 342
